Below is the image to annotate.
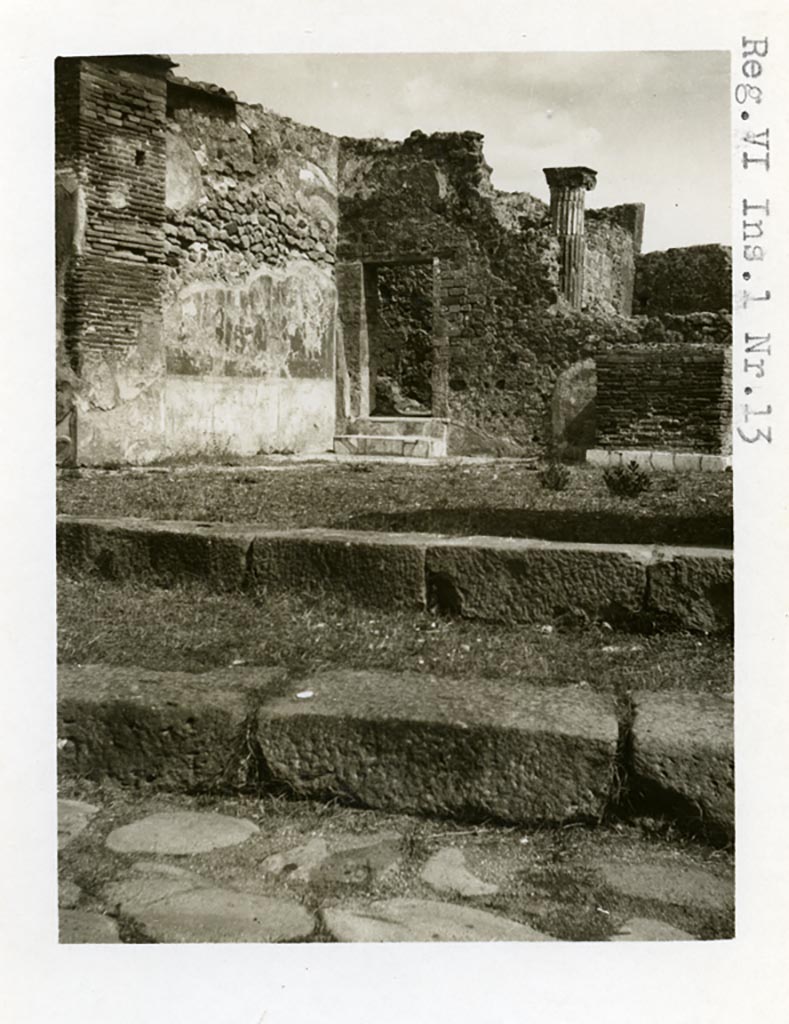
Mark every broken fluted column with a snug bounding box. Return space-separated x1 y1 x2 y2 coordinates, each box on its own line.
543 166 597 309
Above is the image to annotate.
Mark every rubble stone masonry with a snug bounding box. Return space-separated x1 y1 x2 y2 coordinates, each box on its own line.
634 244 732 315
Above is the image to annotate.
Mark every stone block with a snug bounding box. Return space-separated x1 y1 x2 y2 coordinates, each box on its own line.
57 664 276 790
351 417 448 439
249 528 427 609
611 918 695 942
109 883 315 943
256 670 619 823
145 522 254 589
57 517 151 579
630 690 733 841
586 449 616 468
618 450 652 469
402 438 443 458
646 548 733 633
674 452 703 472
333 435 361 455
425 537 648 625
361 436 405 457
57 517 253 590
59 910 121 944
58 799 99 850
323 898 553 942
649 451 677 471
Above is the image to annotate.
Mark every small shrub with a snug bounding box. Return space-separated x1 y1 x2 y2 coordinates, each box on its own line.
659 474 680 494
538 460 571 492
603 461 652 498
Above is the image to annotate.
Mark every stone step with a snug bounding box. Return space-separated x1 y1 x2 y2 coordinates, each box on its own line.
334 434 447 458
348 417 449 439
57 516 735 633
57 664 734 842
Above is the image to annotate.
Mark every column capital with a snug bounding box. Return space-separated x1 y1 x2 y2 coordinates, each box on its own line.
543 166 598 192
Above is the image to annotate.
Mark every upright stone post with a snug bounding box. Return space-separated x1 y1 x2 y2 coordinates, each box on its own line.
543 166 597 309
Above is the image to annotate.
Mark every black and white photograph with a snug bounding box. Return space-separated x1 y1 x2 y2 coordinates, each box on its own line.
55 48 734 944
2 1 788 1022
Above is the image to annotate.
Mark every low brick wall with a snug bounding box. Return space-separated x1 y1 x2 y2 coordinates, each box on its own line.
595 344 732 454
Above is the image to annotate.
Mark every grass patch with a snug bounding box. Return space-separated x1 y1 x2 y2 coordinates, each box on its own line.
58 574 732 694
58 461 731 535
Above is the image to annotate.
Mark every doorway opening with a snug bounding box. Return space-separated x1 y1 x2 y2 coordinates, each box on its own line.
364 260 434 416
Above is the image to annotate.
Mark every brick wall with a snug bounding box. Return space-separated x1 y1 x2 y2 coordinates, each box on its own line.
595 344 732 454
55 56 170 465
634 244 732 314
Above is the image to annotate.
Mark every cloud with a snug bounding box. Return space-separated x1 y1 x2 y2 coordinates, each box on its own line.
172 51 730 248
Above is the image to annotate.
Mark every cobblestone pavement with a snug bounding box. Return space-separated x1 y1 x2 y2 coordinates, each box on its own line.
58 784 733 944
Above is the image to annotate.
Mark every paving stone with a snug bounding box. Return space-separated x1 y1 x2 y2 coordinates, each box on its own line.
122 888 315 943
58 799 100 849
262 838 330 881
59 910 121 944
257 671 618 823
322 898 553 942
631 690 734 840
311 837 402 885
105 811 259 855
105 874 207 910
421 847 498 897
611 917 695 941
58 880 82 908
598 861 733 911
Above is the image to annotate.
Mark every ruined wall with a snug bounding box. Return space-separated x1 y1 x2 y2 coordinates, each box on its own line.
162 84 338 457
595 344 732 454
55 56 169 465
57 56 731 466
633 311 732 347
633 244 732 314
583 204 644 316
338 130 574 451
56 58 339 464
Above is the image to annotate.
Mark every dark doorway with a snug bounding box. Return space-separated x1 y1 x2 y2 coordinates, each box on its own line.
365 260 434 416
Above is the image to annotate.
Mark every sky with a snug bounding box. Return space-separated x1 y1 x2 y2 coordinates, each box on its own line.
172 51 730 253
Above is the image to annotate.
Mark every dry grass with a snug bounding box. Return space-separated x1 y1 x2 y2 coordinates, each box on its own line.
58 461 732 539
58 574 732 695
